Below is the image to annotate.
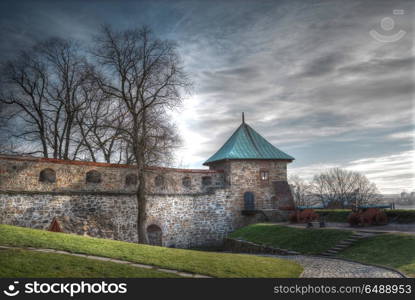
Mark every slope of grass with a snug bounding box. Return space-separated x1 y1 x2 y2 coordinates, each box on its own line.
229 224 353 254
0 225 302 278
338 233 415 277
0 249 179 278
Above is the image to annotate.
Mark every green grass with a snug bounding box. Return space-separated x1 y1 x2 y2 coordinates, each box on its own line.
0 249 179 278
0 225 302 278
229 224 353 254
338 233 415 277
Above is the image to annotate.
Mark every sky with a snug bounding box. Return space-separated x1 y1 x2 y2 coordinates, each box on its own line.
0 0 413 194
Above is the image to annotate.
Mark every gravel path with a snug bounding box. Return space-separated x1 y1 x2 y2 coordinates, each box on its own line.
264 254 403 278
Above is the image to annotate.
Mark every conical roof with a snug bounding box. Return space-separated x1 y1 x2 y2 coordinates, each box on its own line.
203 121 294 165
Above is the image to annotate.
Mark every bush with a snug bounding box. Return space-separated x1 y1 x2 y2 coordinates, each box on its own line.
317 209 415 224
347 208 388 226
316 209 350 222
385 210 415 224
289 209 319 223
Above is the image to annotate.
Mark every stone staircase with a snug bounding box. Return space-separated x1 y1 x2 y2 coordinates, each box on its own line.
319 232 368 257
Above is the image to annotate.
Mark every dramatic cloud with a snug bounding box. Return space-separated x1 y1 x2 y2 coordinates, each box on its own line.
0 0 413 193
290 150 415 194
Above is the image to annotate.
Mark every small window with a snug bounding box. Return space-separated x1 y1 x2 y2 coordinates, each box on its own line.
182 176 191 188
125 173 138 186
155 175 165 188
86 170 101 184
39 168 56 183
260 170 269 182
202 176 212 186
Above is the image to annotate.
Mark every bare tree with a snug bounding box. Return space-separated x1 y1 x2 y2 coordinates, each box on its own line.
92 25 189 243
0 38 94 160
289 175 313 206
311 168 378 208
71 73 128 163
0 50 51 157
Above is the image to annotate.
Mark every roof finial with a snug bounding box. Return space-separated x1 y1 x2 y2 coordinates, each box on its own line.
242 112 245 124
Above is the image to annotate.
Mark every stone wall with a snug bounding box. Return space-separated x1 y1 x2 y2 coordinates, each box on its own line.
0 155 292 248
0 188 236 248
0 192 138 242
0 155 224 194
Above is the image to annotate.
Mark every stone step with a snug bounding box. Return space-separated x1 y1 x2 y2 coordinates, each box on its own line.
332 246 348 251
351 235 364 238
325 250 339 254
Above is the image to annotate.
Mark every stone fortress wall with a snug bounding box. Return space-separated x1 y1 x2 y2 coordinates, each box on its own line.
0 154 292 248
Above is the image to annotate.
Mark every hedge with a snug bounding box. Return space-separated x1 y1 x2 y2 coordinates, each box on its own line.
316 209 350 222
385 210 415 224
316 209 415 224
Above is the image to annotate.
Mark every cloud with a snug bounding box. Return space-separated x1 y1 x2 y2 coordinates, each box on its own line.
290 150 415 194
387 130 415 140
298 52 349 77
0 0 413 193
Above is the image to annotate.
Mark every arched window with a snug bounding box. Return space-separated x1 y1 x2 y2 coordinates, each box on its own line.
86 170 101 184
155 175 165 188
147 224 162 246
202 176 212 186
182 176 191 188
125 173 138 186
244 192 255 210
39 168 56 183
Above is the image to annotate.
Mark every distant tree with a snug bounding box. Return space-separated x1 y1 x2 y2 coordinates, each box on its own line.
311 168 378 208
92 25 189 243
399 191 415 205
288 175 313 206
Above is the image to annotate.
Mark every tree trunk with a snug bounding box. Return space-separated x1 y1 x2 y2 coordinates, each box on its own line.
136 163 148 244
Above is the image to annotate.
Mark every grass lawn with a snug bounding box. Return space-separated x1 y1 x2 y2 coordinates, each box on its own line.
338 233 415 277
0 225 303 278
229 224 353 254
0 249 179 278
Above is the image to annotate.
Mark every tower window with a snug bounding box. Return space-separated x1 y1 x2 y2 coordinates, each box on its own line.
260 170 269 182
86 170 102 184
155 175 165 188
125 173 138 186
182 176 191 188
39 168 56 183
202 176 212 186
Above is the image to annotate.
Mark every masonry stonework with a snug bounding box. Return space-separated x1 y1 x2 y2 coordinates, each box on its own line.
0 120 295 248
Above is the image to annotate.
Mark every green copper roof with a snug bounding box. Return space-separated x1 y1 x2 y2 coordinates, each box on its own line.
203 121 294 165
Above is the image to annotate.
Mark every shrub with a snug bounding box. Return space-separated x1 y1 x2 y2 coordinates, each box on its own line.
289 209 319 223
385 210 415 224
317 209 415 224
316 209 350 222
347 212 360 226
